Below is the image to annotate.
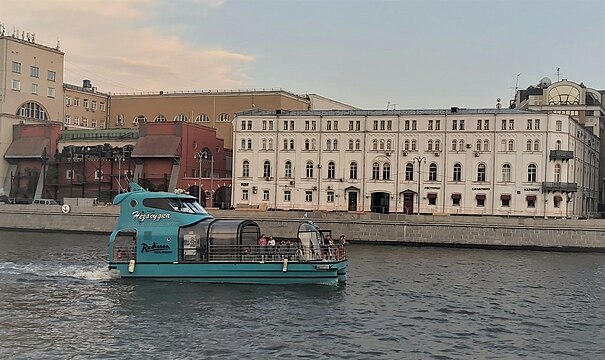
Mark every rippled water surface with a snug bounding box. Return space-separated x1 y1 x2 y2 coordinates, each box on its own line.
1 230 605 359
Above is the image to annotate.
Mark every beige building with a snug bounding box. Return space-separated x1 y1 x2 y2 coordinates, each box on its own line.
63 81 109 130
233 108 599 218
513 78 605 202
106 90 356 150
0 32 65 193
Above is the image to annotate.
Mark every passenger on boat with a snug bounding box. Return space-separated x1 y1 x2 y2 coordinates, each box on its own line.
258 234 267 258
267 236 276 259
339 234 347 245
323 235 334 260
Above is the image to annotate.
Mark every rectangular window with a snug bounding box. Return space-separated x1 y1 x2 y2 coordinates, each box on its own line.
333 121 338 130
477 120 482 130
327 121 332 130
92 119 97 128
405 120 410 130
66 96 71 106
284 190 291 202
66 170 73 180
94 170 103 180
556 120 562 131
47 87 55 98
30 66 39 78
290 121 294 130
31 83 38 94
305 191 313 202
241 121 246 130
373 121 378 130
92 101 97 110
428 194 437 205
269 120 274 130
380 120 385 130
349 121 354 131
387 120 392 130
412 120 417 130
73 97 80 106
534 119 540 130
247 121 252 130
428 120 433 130
283 121 288 130
12 61 21 73
452 120 457 130
476 197 485 207
83 99 89 108
82 117 88 127
501 119 507 130
304 121 309 130
100 120 106 129
327 191 335 202
527 198 536 208
452 197 461 206
64 115 71 124
74 117 80 126
435 120 440 130
263 190 270 201
311 121 316 130
459 120 464 130
509 119 514 130
242 190 249 200
356 121 361 131
484 120 489 130
47 70 56 81
527 119 532 130
502 198 510 207
12 79 20 91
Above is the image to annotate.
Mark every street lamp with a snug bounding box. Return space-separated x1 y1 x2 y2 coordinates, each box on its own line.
194 149 214 206
114 149 125 193
413 156 426 215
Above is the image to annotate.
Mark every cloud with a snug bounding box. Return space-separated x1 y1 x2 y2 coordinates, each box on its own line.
1 0 254 92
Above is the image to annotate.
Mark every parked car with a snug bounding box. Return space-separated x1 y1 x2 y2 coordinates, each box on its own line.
33 198 60 205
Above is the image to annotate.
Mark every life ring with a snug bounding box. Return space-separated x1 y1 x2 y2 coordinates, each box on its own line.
116 249 124 260
61 204 71 214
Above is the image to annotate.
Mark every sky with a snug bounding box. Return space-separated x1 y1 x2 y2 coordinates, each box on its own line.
1 0 604 109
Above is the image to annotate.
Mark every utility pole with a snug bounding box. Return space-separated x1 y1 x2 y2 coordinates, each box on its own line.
414 156 425 215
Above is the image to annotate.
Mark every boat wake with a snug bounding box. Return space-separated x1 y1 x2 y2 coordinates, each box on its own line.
0 261 121 281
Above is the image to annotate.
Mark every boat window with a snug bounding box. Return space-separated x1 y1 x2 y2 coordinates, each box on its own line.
143 198 208 215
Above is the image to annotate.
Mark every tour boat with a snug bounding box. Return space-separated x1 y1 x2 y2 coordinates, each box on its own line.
108 183 347 285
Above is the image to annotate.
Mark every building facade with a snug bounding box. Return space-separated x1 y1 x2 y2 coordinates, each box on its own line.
512 77 605 202
64 81 109 130
232 109 599 218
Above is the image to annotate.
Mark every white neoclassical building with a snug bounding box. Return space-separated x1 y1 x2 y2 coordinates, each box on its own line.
232 108 599 218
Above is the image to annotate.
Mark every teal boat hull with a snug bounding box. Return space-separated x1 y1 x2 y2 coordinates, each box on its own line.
109 260 348 285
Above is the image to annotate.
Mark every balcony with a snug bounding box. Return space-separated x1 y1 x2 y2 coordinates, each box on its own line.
542 182 577 193
549 150 573 160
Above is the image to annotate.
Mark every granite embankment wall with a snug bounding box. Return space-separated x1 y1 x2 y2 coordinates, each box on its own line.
1 204 605 251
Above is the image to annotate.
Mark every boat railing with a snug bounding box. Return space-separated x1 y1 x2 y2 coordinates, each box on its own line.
112 246 137 262
207 244 347 262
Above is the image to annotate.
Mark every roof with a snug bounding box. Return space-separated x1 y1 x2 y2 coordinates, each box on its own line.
131 135 181 158
236 108 541 117
4 137 50 159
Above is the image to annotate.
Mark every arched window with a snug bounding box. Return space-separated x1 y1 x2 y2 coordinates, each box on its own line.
333 139 338 150
372 163 381 180
534 140 539 152
268 139 273 150
379 139 385 150
304 139 310 150
348 139 354 150
411 140 417 151
372 139 378 150
477 163 486 182
458 139 465 150
311 139 317 150
350 162 358 179
476 139 482 151
195 114 209 122
405 140 410 151
452 140 457 151
289 139 295 150
428 140 433 151
405 162 414 181
526 140 532 151
502 163 511 182
556 140 562 150
501 139 507 151
355 139 361 150
285 161 292 178
508 140 514 151
326 139 332 150
435 140 440 151
383 163 391 180
386 140 392 150
327 161 336 179
483 140 489 151
527 163 537 182
17 102 48 120
263 161 271 178
154 114 166 122
134 115 146 124
217 113 230 122
429 163 437 181
242 160 250 177
241 139 246 149
262 139 267 150
453 163 462 182
554 164 561 182
283 139 288 150
306 161 314 178
247 139 252 149
175 114 188 122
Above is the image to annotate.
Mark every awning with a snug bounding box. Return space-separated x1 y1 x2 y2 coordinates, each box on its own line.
451 193 462 200
475 194 486 200
4 137 49 159
554 195 563 202
526 195 537 201
132 135 181 158
500 194 511 201
427 193 437 199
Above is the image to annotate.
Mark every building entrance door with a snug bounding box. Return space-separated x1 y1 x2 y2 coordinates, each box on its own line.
348 191 358 211
403 192 414 214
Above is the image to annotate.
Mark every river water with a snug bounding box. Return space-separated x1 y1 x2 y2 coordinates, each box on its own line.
1 230 604 359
